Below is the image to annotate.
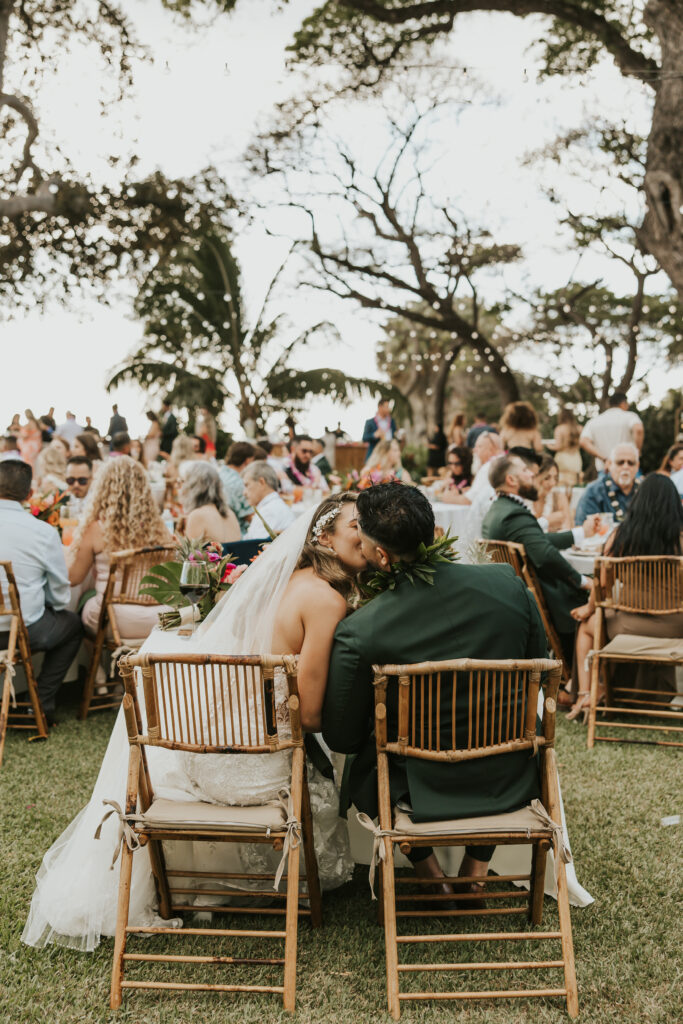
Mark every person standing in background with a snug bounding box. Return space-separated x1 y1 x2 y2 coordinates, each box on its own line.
56 412 83 446
143 411 162 465
427 422 448 471
107 405 128 448
447 411 468 447
466 411 496 448
362 398 396 460
17 410 43 468
579 392 643 472
159 399 179 455
195 407 217 459
549 408 583 487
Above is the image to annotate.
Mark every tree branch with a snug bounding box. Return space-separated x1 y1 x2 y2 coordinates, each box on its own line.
338 1 659 84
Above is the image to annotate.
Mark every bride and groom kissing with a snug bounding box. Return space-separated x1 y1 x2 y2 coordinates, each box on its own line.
23 482 549 949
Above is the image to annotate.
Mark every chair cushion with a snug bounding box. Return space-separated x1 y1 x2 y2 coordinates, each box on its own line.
392 803 552 838
598 634 683 661
141 797 287 832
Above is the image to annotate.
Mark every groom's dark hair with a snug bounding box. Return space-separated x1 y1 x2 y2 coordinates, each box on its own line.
356 482 434 557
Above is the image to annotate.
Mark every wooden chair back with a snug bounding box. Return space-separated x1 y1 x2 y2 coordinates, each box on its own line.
0 561 48 758
121 651 303 755
481 539 526 577
593 555 683 615
372 658 561 764
79 545 177 719
106 544 179 609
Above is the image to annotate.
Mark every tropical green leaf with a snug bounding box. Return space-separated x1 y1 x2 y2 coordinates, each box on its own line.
139 562 185 607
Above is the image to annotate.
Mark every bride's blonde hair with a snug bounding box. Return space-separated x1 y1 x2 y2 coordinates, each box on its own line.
296 492 360 602
71 456 169 555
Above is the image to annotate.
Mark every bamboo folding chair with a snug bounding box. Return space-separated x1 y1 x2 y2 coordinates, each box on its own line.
481 540 571 684
108 651 322 1012
79 545 177 719
587 555 683 749
370 657 578 1019
0 561 48 766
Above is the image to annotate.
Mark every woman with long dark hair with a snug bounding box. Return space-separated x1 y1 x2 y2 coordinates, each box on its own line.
659 442 683 476
568 473 683 720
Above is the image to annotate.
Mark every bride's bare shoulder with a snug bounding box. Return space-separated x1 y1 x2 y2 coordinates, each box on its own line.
287 567 347 613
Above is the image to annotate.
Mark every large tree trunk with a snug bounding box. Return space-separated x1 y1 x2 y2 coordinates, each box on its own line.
639 0 683 295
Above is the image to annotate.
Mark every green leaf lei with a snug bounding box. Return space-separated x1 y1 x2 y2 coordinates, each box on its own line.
358 532 459 604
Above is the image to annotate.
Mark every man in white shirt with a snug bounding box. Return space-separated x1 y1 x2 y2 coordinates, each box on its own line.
242 461 295 539
56 411 84 445
580 392 644 471
0 460 82 723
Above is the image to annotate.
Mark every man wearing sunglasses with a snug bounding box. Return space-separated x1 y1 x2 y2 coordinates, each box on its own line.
65 456 93 501
575 443 641 525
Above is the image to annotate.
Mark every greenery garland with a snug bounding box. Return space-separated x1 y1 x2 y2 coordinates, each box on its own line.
358 532 458 604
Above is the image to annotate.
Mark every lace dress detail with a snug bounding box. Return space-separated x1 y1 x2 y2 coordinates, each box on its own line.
181 667 354 898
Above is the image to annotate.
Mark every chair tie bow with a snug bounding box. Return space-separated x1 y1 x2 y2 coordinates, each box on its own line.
0 651 17 708
94 799 142 869
273 789 302 891
528 799 573 881
356 813 398 900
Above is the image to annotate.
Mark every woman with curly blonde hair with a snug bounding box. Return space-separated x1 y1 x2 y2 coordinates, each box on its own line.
68 456 173 637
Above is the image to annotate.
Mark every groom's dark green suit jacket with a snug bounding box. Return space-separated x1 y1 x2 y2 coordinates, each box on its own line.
322 561 547 823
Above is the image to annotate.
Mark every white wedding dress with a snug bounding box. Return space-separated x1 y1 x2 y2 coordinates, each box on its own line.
22 512 354 952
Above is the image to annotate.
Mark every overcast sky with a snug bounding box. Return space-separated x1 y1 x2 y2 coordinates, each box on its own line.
2 0 679 440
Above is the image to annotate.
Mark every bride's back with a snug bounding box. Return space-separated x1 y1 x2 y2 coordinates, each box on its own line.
271 566 346 655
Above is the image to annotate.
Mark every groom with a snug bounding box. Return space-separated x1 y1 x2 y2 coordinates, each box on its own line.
322 483 548 895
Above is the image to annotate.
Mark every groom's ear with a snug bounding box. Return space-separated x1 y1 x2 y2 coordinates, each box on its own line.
375 544 393 570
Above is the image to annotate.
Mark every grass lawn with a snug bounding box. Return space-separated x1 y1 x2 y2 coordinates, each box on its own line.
1 680 681 1024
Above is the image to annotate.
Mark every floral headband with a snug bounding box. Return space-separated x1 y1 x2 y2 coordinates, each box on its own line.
312 506 342 543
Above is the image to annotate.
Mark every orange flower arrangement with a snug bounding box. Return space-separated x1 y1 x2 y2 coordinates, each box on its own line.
26 491 69 537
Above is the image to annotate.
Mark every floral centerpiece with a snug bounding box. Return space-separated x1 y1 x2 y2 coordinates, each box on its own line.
139 537 246 631
344 468 400 491
25 491 69 537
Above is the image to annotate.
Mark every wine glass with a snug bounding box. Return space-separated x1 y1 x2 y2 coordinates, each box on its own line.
179 560 210 636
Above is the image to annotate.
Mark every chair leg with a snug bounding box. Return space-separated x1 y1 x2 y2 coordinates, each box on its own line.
587 657 602 750
147 839 173 919
110 843 134 1010
282 828 301 1012
0 673 11 768
79 632 105 720
528 839 550 926
382 837 401 1020
555 847 579 1018
376 861 385 926
18 633 48 737
300 774 323 929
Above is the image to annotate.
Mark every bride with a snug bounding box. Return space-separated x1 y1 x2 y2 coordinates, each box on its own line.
22 493 366 952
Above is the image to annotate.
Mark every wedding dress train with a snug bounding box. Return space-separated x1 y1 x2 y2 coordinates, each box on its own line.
23 513 354 952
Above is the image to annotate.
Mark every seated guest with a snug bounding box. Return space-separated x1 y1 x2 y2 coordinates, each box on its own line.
0 435 22 462
481 454 598 664
217 441 256 534
659 443 683 477
323 483 548 899
574 442 640 525
361 438 413 487
68 456 173 638
65 456 93 504
311 438 335 482
180 461 240 546
433 444 472 504
191 434 208 459
671 466 683 498
283 435 327 490
569 473 683 720
129 439 144 464
532 455 571 532
242 461 295 539
71 432 102 466
34 440 68 492
110 431 132 457
0 460 82 724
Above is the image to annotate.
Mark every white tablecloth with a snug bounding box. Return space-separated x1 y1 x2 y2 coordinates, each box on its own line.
430 501 472 535
563 549 599 576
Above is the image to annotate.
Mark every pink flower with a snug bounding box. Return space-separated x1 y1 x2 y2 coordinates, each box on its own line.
208 552 220 562
223 563 246 584
220 562 237 583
